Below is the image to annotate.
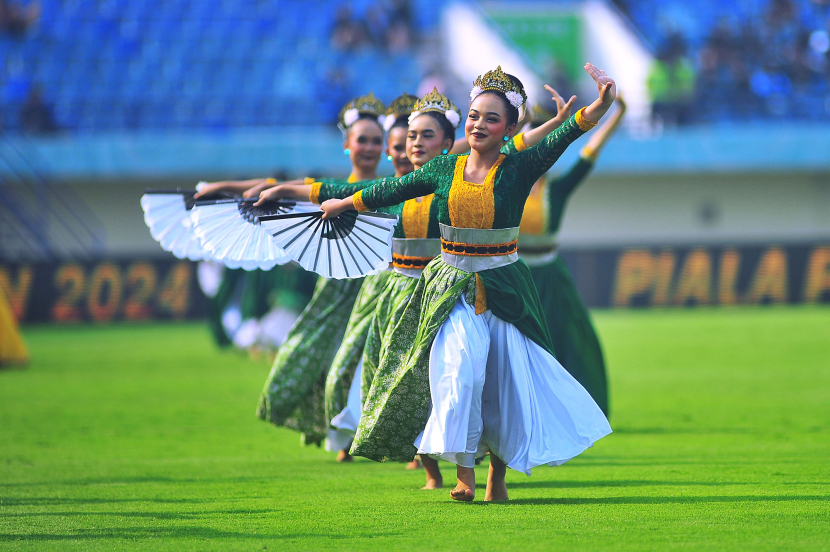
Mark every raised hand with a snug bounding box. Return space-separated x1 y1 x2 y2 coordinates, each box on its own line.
584 63 616 108
543 85 576 121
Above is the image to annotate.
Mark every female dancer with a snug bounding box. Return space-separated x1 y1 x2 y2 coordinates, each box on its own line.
507 94 627 416
317 93 419 461
254 93 386 450
262 85 578 487
319 64 615 501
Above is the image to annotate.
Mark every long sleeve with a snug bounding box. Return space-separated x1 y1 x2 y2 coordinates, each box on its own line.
311 178 375 203
511 113 590 191
355 156 446 211
500 133 525 156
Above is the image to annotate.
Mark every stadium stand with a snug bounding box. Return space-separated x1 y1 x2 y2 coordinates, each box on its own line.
612 0 830 123
0 0 438 132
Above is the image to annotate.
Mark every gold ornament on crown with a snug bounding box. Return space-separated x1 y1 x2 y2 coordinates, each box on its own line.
470 65 527 108
409 87 461 128
339 92 385 129
383 92 419 131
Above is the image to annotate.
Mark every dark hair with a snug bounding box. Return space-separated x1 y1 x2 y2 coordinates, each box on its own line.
389 115 409 132
477 73 524 127
416 111 456 148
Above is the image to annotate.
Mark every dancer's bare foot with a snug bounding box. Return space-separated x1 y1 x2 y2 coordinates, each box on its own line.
450 466 475 501
336 449 353 462
406 458 421 470
485 454 509 501
420 455 443 489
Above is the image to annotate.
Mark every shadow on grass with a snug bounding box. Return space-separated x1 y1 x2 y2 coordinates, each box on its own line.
0 508 279 520
0 497 208 507
506 479 750 489
0 527 402 542
0 475 277 488
464 495 829 506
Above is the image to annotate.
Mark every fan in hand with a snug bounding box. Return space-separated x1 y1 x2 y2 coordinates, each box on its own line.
140 190 211 261
259 210 398 279
190 198 316 271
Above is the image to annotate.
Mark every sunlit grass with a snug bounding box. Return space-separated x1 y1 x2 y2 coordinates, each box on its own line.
1 307 828 551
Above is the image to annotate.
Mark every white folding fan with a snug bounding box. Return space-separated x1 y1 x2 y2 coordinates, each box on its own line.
259 210 398 279
190 198 316 271
140 190 210 261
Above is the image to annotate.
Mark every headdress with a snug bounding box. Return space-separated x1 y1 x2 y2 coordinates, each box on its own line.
470 65 527 109
408 87 461 128
383 93 419 132
338 92 386 130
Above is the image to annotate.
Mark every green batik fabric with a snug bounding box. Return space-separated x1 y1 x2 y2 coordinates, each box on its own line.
351 259 479 462
530 257 608 415
256 276 362 445
359 115 586 229
323 270 392 431
361 272 419 399
351 257 553 462
317 178 372 203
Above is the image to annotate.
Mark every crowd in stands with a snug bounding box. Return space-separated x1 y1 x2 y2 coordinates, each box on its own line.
1 0 829 133
0 0 433 133
615 0 830 124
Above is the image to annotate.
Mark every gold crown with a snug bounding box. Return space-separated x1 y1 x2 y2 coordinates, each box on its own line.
414 87 458 115
339 92 385 128
471 66 527 108
386 92 419 118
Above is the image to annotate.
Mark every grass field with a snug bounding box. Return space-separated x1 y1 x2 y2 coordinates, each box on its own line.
1 307 828 551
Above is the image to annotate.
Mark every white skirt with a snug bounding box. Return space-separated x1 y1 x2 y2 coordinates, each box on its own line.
415 297 611 475
325 360 364 453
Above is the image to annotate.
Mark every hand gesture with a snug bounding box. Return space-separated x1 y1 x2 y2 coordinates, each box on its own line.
243 181 275 199
584 63 616 108
543 85 577 121
253 185 285 206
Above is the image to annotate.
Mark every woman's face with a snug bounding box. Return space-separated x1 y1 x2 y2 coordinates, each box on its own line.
465 94 515 153
407 114 451 169
386 126 414 176
345 118 383 173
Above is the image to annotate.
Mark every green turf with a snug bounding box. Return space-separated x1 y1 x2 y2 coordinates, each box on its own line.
1 307 828 551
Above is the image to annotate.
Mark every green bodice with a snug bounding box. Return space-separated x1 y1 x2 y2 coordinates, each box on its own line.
357 115 586 229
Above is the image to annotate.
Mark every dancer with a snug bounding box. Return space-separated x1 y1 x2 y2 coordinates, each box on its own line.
255 93 385 449
257 88 459 479
507 94 627 416
317 93 418 461
320 64 614 501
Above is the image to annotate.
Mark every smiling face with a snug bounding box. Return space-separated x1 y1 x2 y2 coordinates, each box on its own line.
344 117 383 174
386 125 414 177
465 93 516 154
406 114 452 170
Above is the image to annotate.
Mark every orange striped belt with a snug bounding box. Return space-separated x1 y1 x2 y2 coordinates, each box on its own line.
440 237 518 257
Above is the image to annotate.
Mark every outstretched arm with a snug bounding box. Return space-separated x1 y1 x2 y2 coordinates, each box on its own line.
194 177 276 199
582 93 626 161
518 86 577 149
512 64 616 188
320 158 442 219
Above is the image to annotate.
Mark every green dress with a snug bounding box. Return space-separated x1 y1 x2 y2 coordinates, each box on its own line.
315 182 443 421
256 276 362 445
207 266 314 348
506 136 609 416
348 114 591 462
